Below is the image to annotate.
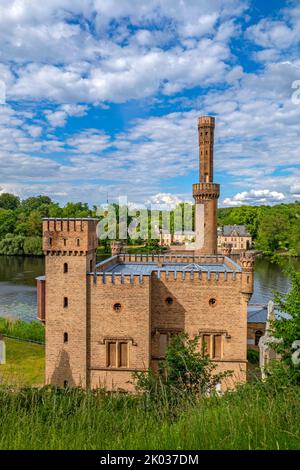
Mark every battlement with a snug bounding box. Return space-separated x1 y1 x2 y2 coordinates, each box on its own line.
43 218 99 254
193 183 220 201
198 116 215 127
90 269 241 285
92 252 243 285
96 253 238 269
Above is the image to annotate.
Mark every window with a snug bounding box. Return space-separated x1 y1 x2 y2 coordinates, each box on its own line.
159 333 168 358
63 332 68 343
76 238 80 247
213 335 222 359
113 303 122 312
63 262 68 273
63 380 68 388
90 260 93 271
63 238 67 247
119 342 128 367
202 334 223 359
255 330 263 346
107 342 116 367
63 297 68 308
107 341 129 368
49 237 52 246
165 297 173 305
209 298 217 307
203 334 211 356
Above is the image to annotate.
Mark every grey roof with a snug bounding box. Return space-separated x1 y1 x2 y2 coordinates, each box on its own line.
247 305 268 323
247 304 291 323
219 225 251 237
104 262 237 275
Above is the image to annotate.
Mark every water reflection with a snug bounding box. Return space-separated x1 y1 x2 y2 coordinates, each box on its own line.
0 255 299 322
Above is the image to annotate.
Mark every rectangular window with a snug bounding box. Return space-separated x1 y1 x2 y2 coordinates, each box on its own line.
107 341 129 368
107 342 116 367
159 333 168 358
213 335 222 359
203 334 211 356
202 334 223 359
119 342 128 367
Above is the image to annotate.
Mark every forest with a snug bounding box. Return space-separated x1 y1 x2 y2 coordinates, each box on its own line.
0 192 299 256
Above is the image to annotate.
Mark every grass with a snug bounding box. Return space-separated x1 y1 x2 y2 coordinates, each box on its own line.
0 382 299 450
0 317 45 343
0 340 299 450
0 338 44 386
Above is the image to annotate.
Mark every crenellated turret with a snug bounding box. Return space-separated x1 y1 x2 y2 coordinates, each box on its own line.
193 116 219 254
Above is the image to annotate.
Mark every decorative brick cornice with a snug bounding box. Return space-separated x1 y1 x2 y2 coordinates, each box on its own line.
193 182 220 202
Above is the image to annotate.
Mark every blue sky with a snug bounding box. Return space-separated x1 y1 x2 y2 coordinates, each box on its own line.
0 0 300 208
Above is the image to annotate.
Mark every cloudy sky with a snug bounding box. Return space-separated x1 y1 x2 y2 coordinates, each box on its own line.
0 0 300 207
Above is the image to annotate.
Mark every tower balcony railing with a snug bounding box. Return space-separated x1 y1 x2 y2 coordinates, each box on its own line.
193 183 220 201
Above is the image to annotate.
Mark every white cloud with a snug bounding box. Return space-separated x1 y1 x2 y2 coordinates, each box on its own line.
0 1 299 206
0 0 248 104
246 3 300 62
145 192 191 208
223 190 286 207
44 104 88 127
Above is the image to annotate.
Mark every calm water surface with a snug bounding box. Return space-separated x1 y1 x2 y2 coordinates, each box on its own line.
0 255 299 322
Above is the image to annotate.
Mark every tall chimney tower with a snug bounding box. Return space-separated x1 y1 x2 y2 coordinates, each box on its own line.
193 116 220 254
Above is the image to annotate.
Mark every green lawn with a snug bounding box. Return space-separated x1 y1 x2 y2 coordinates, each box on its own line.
0 340 299 449
0 338 44 386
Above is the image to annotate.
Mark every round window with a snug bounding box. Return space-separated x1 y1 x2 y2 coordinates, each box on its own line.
209 298 217 307
165 297 173 305
113 303 122 312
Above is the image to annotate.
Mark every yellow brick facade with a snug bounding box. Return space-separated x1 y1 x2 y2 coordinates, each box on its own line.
39 116 254 392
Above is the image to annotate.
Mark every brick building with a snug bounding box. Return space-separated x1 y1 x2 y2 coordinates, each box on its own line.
218 225 252 253
37 116 254 391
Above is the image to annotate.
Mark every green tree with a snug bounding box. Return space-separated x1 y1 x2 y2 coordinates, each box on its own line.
21 196 52 213
23 236 43 255
256 208 290 253
270 268 300 384
0 193 20 210
0 209 17 239
62 202 92 218
134 333 231 398
0 234 25 255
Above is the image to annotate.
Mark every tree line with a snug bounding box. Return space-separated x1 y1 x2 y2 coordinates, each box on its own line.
0 192 299 256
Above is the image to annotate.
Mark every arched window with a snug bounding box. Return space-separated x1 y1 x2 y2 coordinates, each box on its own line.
63 332 68 343
63 263 68 273
76 238 80 247
255 330 263 346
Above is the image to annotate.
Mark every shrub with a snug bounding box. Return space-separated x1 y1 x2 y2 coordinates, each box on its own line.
0 317 45 344
133 333 232 401
247 349 259 364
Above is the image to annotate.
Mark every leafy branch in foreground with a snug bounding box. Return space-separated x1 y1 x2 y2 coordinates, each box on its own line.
133 333 232 399
270 267 300 384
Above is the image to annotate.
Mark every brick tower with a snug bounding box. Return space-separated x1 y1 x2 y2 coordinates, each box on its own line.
193 116 220 254
42 218 98 388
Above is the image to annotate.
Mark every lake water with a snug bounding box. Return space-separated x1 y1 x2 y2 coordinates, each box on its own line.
0 255 299 322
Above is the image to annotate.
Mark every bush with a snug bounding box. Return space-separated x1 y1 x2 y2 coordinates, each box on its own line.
133 333 231 402
0 317 45 344
23 236 43 255
247 349 259 364
0 234 25 255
